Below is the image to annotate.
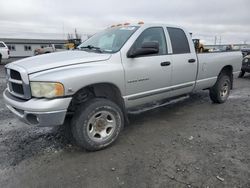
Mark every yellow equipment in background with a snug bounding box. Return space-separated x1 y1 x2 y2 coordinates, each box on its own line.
65 39 82 50
193 39 205 53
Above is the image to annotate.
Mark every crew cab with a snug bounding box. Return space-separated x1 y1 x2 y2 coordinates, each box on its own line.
0 41 10 63
3 23 242 151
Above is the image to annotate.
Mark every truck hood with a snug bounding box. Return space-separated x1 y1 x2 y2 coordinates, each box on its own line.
8 51 111 74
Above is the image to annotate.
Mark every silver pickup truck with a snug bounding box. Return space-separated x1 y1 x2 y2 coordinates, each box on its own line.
3 23 241 151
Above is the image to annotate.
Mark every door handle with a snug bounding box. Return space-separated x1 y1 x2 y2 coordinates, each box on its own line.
188 59 196 63
161 61 171 66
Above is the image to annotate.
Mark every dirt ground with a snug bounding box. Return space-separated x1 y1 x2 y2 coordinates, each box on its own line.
0 64 249 188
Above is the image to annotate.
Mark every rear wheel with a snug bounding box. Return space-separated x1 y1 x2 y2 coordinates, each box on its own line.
71 98 124 151
209 74 231 103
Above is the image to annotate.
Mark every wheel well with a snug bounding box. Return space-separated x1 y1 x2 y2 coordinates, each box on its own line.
67 83 128 122
219 65 233 89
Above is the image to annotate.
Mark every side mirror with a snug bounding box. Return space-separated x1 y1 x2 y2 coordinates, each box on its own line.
127 41 159 58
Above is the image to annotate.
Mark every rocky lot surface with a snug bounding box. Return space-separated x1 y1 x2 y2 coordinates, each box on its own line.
0 64 249 188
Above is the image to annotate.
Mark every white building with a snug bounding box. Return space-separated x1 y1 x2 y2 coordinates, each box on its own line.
0 38 66 58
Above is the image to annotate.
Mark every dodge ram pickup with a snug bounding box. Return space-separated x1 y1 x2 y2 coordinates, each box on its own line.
3 23 242 151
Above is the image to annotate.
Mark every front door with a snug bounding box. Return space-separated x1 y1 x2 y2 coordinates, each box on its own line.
121 27 172 108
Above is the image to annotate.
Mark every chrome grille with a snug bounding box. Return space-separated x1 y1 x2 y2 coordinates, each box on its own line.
6 67 31 99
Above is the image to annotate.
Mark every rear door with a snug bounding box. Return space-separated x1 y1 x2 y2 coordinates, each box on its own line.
167 27 198 96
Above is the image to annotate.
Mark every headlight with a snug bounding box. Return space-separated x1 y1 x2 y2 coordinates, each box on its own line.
244 58 249 63
30 82 64 98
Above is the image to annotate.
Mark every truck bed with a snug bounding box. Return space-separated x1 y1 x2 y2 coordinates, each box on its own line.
194 51 242 91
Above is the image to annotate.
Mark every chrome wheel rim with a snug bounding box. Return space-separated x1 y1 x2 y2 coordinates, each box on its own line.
87 111 116 142
220 81 229 99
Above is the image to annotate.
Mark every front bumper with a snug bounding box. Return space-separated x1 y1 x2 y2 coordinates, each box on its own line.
3 89 72 127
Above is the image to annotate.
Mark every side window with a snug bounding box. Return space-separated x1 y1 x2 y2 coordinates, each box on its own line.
8 45 16 51
167 27 190 54
54 44 64 49
24 45 32 51
133 27 167 55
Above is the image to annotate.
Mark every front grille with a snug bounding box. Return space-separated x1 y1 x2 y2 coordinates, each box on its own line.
6 68 31 99
10 70 22 80
12 83 24 94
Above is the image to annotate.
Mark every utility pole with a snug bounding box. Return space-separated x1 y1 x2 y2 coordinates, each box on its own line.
214 36 217 45
62 22 65 39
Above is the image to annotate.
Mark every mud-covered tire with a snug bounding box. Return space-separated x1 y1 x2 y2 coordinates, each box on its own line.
71 98 124 151
238 70 245 78
209 74 231 103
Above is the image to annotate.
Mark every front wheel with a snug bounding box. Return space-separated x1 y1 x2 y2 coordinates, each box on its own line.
209 74 231 103
71 98 124 151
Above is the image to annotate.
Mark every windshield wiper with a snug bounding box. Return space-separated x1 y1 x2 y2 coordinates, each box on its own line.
80 45 103 53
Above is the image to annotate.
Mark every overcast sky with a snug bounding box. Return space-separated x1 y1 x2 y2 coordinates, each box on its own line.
0 0 249 44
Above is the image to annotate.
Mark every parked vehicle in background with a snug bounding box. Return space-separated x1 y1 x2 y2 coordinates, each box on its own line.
3 23 242 151
239 55 250 77
209 48 221 52
0 41 10 63
241 48 250 57
34 44 66 55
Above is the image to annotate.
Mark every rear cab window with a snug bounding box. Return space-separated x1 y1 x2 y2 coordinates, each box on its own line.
167 27 190 54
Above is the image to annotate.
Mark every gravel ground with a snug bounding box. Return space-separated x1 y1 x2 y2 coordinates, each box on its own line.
0 64 249 188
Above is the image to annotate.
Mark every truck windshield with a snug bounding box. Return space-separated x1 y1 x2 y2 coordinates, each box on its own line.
78 26 139 53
